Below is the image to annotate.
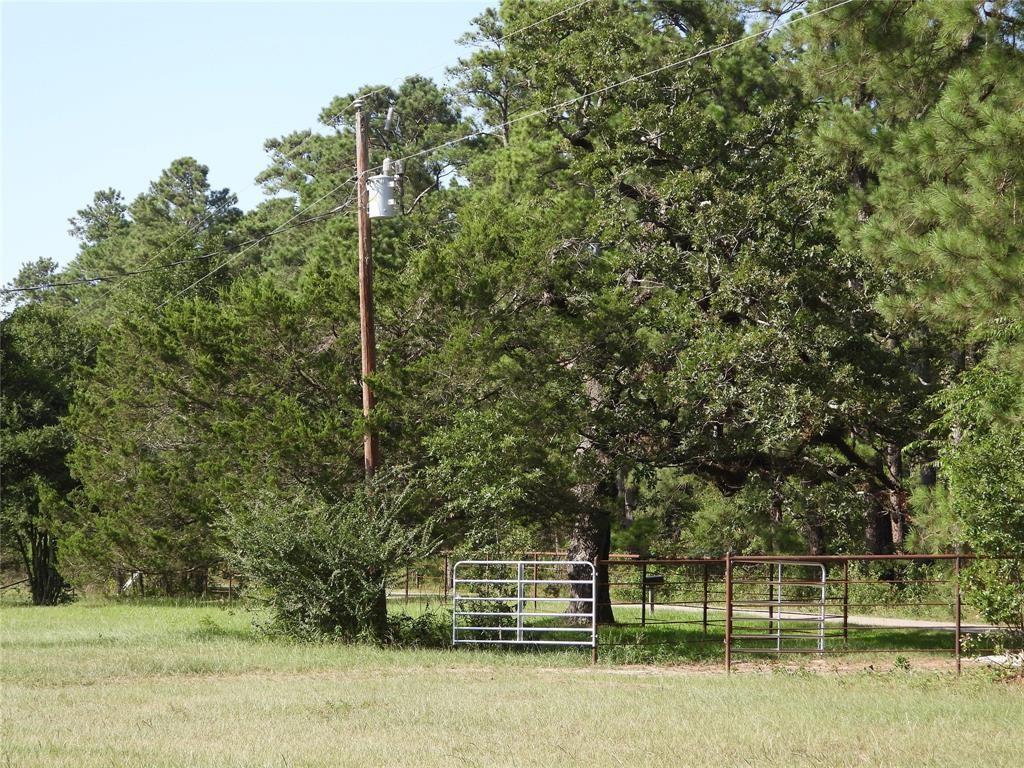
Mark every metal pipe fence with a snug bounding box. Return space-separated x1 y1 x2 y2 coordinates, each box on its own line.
385 551 641 608
591 554 1021 672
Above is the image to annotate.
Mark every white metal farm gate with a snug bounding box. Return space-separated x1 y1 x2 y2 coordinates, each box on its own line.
729 560 828 653
451 560 597 649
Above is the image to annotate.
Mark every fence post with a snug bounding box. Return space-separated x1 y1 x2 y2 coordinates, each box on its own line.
725 553 733 673
954 556 962 676
591 557 599 664
702 562 709 635
641 561 647 627
443 553 449 601
767 562 774 639
404 567 410 604
842 559 849 644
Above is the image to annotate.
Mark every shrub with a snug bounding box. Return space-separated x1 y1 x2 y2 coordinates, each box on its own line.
961 559 1024 641
224 484 436 643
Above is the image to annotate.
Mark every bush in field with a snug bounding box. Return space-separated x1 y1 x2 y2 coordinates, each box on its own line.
224 484 436 643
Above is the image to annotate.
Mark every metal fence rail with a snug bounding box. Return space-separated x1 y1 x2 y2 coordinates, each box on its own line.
451 560 597 653
438 553 1020 671
593 554 1020 672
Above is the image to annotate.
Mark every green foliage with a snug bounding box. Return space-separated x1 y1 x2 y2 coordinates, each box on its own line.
939 363 1024 632
385 610 452 648
223 483 436 642
942 370 1024 558
961 559 1024 636
790 0 1024 551
0 287 88 603
4 0 1023 624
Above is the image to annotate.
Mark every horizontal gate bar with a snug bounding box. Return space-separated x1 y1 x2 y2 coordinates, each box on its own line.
730 579 837 586
454 610 593 618
453 578 592 585
454 598 593 606
731 599 831 607
454 560 595 567
455 625 592 633
456 638 594 647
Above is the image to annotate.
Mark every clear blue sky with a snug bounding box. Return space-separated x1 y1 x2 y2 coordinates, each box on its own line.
1 0 490 285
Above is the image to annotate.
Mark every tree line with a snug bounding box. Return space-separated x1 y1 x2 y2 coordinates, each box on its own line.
2 0 1021 638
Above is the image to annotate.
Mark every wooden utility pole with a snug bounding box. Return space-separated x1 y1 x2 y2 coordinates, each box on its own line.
354 100 379 478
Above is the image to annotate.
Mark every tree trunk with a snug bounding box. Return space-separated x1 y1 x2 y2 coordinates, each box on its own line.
191 568 207 597
865 494 894 555
885 443 907 548
566 475 616 624
568 375 617 624
920 463 937 487
616 467 638 527
803 513 827 556
24 526 68 606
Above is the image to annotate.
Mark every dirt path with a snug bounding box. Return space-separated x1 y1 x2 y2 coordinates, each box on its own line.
636 603 995 633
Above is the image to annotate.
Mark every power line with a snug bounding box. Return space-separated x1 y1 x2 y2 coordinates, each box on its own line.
337 0 596 116
2 200 354 295
37 178 357 376
371 0 857 176
33 2 592 315
153 176 357 310
64 197 239 318
498 0 595 41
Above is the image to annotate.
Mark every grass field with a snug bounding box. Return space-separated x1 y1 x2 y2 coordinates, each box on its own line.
1 599 1022 767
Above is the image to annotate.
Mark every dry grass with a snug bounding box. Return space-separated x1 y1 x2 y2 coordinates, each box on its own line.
2 600 1022 767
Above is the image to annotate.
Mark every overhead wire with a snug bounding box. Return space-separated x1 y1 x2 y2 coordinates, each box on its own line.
336 0 597 115
17 0 852 358
38 179 356 373
62 196 238 317
39 0 592 316
153 176 357 309
496 0 595 40
1 198 355 295
366 0 857 176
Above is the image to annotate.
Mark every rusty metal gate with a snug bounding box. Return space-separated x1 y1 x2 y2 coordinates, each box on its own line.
451 560 597 649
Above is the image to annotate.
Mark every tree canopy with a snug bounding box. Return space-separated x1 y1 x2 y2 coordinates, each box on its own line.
2 1 1021 632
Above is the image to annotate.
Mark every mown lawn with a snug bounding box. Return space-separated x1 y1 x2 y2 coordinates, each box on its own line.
1 600 1021 767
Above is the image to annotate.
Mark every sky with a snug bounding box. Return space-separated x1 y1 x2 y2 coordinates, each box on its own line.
1 0 490 286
